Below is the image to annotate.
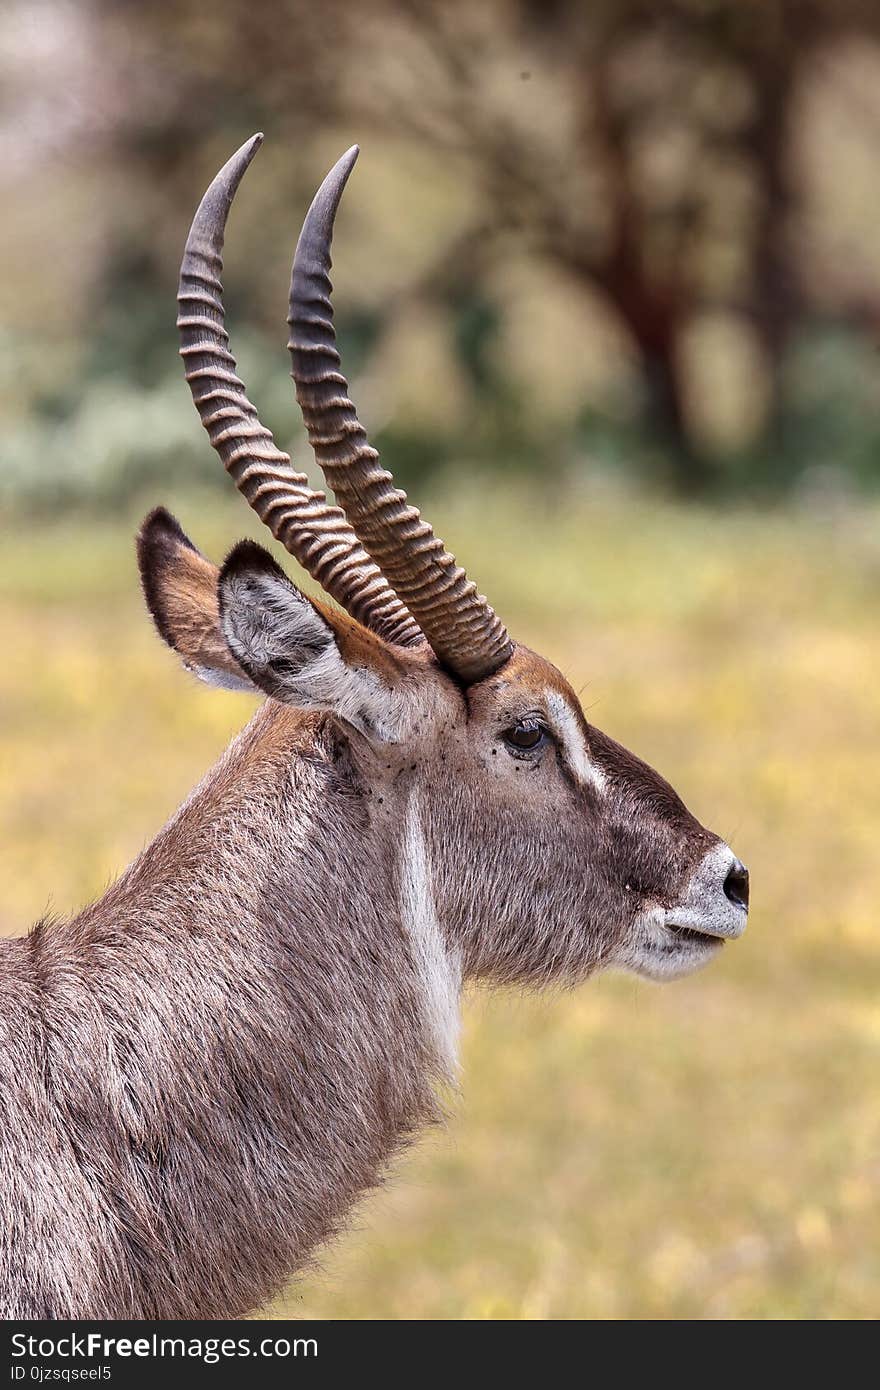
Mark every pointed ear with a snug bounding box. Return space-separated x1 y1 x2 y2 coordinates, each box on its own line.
136 508 257 692
218 540 411 740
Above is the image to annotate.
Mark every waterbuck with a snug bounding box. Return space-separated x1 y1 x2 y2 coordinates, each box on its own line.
0 136 749 1320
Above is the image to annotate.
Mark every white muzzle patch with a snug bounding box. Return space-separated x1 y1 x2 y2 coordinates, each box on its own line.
614 842 748 981
664 842 748 941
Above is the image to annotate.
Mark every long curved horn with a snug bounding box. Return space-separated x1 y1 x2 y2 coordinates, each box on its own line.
177 134 423 649
287 147 513 686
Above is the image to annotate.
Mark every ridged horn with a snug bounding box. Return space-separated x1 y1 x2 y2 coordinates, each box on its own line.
177 134 423 649
287 146 513 686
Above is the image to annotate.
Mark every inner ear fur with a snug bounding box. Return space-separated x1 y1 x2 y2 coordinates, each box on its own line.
136 507 256 691
217 540 414 728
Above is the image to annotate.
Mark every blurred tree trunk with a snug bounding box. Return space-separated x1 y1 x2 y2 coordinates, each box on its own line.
571 34 712 489
744 51 800 454
564 242 709 489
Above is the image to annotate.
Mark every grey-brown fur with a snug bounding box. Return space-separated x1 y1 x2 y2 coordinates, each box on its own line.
1 706 439 1319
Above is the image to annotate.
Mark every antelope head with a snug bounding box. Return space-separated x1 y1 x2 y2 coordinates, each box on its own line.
139 135 748 998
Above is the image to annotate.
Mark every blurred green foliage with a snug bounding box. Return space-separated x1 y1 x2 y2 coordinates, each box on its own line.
3 0 880 509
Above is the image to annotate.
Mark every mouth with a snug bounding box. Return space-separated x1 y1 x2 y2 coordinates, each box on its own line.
664 922 725 948
610 843 749 983
650 914 727 976
614 907 732 982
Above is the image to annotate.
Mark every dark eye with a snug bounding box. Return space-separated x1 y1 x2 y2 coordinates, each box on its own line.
501 718 548 757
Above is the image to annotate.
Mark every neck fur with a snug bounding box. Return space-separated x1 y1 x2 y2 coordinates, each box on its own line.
1 704 447 1319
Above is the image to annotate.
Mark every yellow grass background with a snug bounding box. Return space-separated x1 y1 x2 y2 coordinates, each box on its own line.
1 484 878 1319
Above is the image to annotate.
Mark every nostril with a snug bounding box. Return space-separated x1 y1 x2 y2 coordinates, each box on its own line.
723 859 750 911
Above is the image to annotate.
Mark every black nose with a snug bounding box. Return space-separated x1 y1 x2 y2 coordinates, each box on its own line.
723 858 749 911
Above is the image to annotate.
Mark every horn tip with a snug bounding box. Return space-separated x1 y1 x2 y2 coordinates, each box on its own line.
329 144 360 187
192 132 264 228
239 131 264 165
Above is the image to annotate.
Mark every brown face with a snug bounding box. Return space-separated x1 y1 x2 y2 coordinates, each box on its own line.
419 646 749 986
139 516 748 991
159 133 753 997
